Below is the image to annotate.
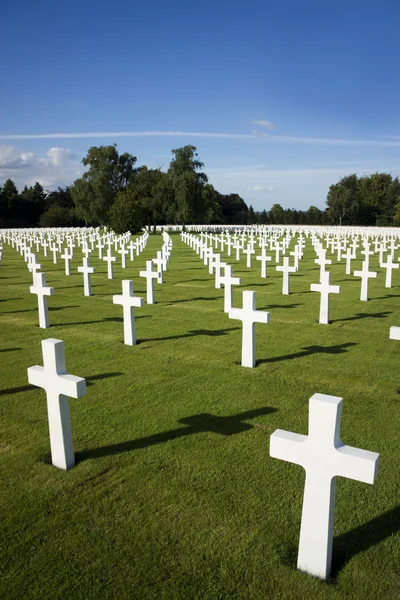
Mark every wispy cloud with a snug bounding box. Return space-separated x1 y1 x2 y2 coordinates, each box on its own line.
249 185 274 191
1 129 400 147
251 120 275 129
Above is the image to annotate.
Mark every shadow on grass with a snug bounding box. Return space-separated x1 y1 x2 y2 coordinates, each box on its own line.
143 326 240 343
86 372 123 386
333 311 392 323
259 303 301 310
257 342 357 365
103 316 151 323
49 305 80 311
163 296 223 304
0 384 32 396
0 297 23 302
76 406 278 461
0 347 22 353
332 505 400 577
371 294 399 300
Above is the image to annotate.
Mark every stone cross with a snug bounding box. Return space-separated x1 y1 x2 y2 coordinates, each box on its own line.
61 248 72 276
380 255 399 288
354 261 378 301
113 280 144 345
28 253 42 284
243 244 255 268
30 272 54 328
256 247 272 278
390 326 400 340
343 248 355 275
276 257 296 295
77 257 96 296
220 265 241 312
213 254 226 289
118 244 129 268
315 251 332 281
51 244 58 264
229 290 270 367
27 339 86 470
139 260 159 304
103 247 116 279
310 271 340 324
361 244 374 269
97 238 104 259
270 393 379 579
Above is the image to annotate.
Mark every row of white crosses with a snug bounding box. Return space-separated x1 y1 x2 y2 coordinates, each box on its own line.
26 338 381 581
27 230 151 327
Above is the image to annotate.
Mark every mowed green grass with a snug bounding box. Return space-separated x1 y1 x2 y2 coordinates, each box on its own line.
1 232 400 600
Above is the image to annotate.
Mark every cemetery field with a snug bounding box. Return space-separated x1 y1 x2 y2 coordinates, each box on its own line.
1 233 400 600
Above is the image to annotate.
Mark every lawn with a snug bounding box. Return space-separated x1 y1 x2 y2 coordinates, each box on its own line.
1 231 399 599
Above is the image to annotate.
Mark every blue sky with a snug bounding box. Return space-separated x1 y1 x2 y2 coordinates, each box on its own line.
1 0 400 211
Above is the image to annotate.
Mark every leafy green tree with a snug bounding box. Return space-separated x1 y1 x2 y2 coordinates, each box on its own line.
1 178 19 216
326 174 360 225
168 145 207 223
109 188 145 234
268 203 285 224
39 206 74 227
201 184 222 223
358 173 400 226
20 182 47 225
71 144 137 225
248 205 256 224
46 186 74 209
219 194 248 224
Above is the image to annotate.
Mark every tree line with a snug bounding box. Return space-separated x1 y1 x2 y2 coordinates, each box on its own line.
0 144 399 230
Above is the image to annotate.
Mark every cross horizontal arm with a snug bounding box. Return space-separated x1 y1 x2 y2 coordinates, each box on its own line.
335 445 379 483
270 429 308 467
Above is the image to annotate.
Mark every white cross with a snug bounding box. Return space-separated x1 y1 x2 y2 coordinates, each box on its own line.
229 290 270 368
276 257 296 295
127 240 136 261
51 244 58 264
243 244 255 268
361 244 374 269
256 247 272 278
27 339 86 470
139 260 159 304
220 265 241 312
270 392 379 579
290 245 302 271
103 247 116 279
118 244 129 268
390 326 400 340
77 257 96 296
342 247 355 275
213 255 226 290
310 271 340 324
61 248 72 276
30 272 54 328
380 255 399 288
42 239 49 257
354 261 378 301
315 251 332 281
28 253 42 284
153 251 165 282
113 280 144 345
97 238 104 259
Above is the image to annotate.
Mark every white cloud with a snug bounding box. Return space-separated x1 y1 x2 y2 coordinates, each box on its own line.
251 120 276 129
249 185 274 191
0 145 81 189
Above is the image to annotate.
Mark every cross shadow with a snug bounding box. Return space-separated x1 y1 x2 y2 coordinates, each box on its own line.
0 297 23 302
52 320 106 327
144 327 240 343
0 384 33 396
257 342 357 365
86 372 123 386
103 316 151 324
371 294 399 300
163 296 223 304
49 305 80 311
332 505 400 577
333 311 392 323
174 279 210 284
260 303 301 310
0 347 22 353
3 308 37 314
75 406 278 462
